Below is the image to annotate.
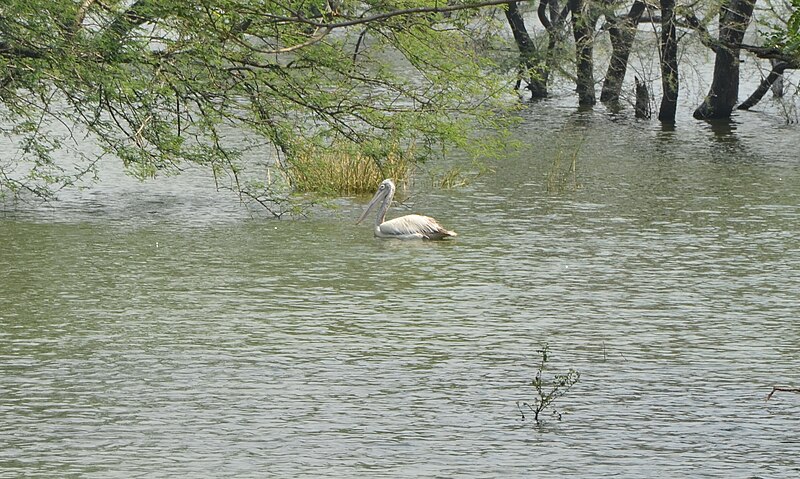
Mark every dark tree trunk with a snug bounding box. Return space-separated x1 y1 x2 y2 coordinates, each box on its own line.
570 0 599 106
770 58 786 98
737 61 788 110
634 77 651 119
658 0 678 122
505 1 548 97
600 1 646 104
693 0 757 120
534 0 571 99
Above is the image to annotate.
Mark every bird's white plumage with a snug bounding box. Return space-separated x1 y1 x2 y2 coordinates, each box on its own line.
357 179 457 240
377 214 456 240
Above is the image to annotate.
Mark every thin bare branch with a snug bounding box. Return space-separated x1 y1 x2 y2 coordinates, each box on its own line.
766 386 800 401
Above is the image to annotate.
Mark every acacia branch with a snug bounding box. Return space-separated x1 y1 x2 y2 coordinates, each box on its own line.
102 0 155 45
0 41 43 59
73 0 97 33
271 0 516 30
241 26 334 54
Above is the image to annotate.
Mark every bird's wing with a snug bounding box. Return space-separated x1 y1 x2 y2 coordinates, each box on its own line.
379 215 456 239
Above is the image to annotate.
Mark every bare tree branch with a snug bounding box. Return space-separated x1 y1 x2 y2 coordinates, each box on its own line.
766 386 800 401
740 43 800 65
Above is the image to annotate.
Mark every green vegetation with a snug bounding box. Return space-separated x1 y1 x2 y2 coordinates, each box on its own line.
765 0 800 55
286 140 413 195
518 344 581 425
546 147 580 193
0 1 513 210
3 0 800 209
427 160 493 189
791 1 800 54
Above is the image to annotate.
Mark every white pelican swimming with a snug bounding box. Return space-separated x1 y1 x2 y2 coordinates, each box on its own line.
356 179 457 240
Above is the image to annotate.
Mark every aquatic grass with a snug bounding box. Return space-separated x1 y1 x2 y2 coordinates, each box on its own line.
285 141 414 195
428 160 493 189
546 147 580 193
437 167 469 189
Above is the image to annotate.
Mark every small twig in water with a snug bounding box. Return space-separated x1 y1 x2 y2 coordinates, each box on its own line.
518 344 580 425
765 386 800 401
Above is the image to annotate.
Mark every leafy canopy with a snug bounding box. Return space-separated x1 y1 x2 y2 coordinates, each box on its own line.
787 0 800 55
763 0 800 59
0 0 514 206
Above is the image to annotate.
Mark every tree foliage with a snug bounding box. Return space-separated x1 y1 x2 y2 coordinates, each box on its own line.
0 0 514 206
767 0 800 56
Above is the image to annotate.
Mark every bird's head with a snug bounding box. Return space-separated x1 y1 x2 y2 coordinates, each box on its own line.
356 178 396 224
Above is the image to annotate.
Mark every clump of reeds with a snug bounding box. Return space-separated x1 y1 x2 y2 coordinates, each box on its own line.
286 140 414 195
429 160 493 189
546 148 580 193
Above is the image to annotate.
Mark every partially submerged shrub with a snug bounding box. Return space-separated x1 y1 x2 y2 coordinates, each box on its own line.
518 344 580 425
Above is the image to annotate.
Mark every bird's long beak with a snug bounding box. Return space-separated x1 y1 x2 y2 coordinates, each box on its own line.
356 189 384 224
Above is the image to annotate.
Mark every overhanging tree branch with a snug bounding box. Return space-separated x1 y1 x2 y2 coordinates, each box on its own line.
101 0 157 48
740 42 800 64
0 0 515 208
267 0 518 30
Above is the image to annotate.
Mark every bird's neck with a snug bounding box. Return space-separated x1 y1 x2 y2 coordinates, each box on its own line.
376 190 392 225
376 197 389 225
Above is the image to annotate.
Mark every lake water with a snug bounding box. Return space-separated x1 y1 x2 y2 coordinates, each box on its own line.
2 81 800 477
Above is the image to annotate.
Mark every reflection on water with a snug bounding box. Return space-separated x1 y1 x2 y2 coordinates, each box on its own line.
2 94 800 477
706 117 739 139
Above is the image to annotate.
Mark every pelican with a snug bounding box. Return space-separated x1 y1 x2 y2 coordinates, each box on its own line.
356 179 457 240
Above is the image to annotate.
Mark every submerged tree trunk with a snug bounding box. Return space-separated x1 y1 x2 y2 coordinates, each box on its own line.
770 58 786 98
737 61 788 110
570 0 599 106
693 0 757 119
658 0 678 122
505 1 548 97
600 0 646 104
535 0 571 99
634 77 651 119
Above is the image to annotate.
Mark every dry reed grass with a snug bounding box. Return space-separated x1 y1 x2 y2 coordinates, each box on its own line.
286 141 413 195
